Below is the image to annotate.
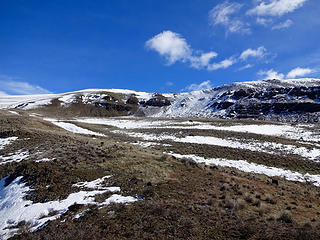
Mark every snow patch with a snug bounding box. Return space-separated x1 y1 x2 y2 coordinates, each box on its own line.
0 176 137 239
74 117 199 129
170 153 320 187
168 123 320 143
35 158 55 163
113 130 320 161
73 176 116 191
44 118 106 137
0 137 18 150
58 94 76 106
8 111 19 115
76 118 320 144
0 150 29 165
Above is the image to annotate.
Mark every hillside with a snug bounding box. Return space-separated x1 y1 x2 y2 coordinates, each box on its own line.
1 111 320 239
1 78 320 122
1 79 320 239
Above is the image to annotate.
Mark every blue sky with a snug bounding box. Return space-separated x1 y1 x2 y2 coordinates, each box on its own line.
0 0 319 95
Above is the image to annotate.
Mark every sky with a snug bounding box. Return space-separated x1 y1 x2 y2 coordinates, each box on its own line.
0 0 320 95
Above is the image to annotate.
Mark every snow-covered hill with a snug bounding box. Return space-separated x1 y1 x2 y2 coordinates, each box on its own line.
1 78 320 122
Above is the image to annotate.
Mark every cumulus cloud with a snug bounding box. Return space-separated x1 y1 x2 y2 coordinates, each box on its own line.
145 31 191 65
287 67 313 78
247 0 308 17
258 69 285 80
272 19 293 30
146 31 238 71
240 46 267 61
146 31 271 71
184 80 213 91
209 1 250 34
0 79 52 95
208 58 236 71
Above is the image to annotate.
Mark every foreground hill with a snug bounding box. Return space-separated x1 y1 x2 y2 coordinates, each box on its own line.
1 78 320 122
1 110 320 239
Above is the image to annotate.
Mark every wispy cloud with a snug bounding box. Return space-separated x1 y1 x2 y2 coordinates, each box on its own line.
256 17 273 26
209 1 250 34
166 81 174 86
238 64 253 71
208 58 236 71
240 46 267 61
287 67 313 78
184 80 213 91
0 76 52 95
272 19 293 30
190 52 218 69
247 0 308 17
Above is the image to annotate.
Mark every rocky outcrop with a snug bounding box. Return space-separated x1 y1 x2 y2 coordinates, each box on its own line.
144 94 171 107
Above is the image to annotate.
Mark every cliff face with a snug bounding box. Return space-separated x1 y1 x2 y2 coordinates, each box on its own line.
151 78 320 122
209 85 320 121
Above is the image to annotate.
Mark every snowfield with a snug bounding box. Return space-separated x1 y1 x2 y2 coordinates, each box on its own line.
74 117 201 129
74 117 320 142
0 175 137 240
112 129 320 161
40 116 320 187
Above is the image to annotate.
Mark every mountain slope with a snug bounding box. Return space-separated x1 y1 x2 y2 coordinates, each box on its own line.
1 78 320 122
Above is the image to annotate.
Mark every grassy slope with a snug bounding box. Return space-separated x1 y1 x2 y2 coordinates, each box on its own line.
1 112 320 239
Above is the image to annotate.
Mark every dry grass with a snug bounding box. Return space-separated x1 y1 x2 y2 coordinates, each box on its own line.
2 113 320 239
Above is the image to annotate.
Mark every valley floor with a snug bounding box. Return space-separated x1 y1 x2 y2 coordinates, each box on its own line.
1 110 320 239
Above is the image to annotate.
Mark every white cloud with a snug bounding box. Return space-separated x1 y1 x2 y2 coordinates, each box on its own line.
256 17 273 26
147 31 238 71
209 1 250 34
287 67 313 78
147 31 269 72
272 19 293 30
0 79 52 95
258 67 314 80
184 80 213 91
208 58 236 71
240 46 267 60
145 31 191 65
238 64 253 71
247 0 308 17
146 31 218 70
258 69 285 80
190 52 218 69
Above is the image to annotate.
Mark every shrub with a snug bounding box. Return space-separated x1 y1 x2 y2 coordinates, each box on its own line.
277 210 293 223
244 192 254 204
258 202 269 216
